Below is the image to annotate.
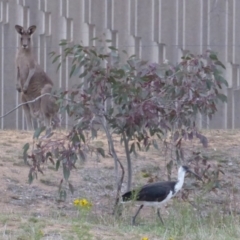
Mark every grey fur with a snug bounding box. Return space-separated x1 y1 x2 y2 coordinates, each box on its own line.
15 25 60 130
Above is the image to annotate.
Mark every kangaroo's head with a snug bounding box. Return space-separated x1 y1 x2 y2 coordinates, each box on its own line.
15 25 36 49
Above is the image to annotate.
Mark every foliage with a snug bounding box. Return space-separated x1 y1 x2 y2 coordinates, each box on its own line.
23 37 228 199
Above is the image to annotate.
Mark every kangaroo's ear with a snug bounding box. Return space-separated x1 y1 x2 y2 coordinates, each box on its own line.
27 25 36 35
15 25 24 35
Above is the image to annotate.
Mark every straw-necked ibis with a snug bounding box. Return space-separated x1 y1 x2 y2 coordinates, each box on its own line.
122 165 201 225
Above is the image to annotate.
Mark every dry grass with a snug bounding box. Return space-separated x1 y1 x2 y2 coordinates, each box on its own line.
0 129 240 239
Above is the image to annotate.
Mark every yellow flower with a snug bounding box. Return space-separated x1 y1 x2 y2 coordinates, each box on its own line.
73 198 92 209
79 198 89 206
141 237 149 240
73 199 80 206
168 238 174 240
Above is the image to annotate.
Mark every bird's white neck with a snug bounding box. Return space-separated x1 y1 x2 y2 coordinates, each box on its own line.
174 167 186 194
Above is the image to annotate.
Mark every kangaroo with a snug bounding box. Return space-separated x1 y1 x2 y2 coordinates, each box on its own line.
15 25 60 130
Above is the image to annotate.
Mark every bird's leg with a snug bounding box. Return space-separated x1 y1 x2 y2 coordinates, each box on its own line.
132 205 144 225
157 209 164 225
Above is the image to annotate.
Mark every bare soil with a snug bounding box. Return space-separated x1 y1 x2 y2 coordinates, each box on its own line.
0 129 240 239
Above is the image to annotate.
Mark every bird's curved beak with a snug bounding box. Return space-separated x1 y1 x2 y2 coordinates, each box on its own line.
187 169 203 182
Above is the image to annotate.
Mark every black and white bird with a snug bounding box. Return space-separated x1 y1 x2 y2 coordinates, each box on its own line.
121 165 202 225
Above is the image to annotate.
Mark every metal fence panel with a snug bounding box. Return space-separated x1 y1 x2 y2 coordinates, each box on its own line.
0 0 237 129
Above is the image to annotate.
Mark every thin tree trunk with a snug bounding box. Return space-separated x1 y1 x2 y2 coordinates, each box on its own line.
100 116 125 215
112 155 125 215
122 131 132 192
101 116 119 186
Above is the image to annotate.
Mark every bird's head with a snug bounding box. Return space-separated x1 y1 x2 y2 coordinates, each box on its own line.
179 165 202 181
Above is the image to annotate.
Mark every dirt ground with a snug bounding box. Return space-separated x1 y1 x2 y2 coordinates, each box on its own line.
0 129 240 239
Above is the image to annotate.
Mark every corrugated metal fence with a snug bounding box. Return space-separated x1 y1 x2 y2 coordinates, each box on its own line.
0 0 239 130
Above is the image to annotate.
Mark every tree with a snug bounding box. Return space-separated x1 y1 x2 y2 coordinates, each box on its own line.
24 38 228 201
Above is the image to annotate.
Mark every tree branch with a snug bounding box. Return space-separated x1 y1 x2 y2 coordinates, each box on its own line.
0 93 72 120
0 93 52 120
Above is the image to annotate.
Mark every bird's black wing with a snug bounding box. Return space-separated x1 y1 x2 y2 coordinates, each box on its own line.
122 181 176 202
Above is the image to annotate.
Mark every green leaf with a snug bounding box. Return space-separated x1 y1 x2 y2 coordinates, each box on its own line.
63 164 70 181
117 69 125 78
49 157 55 165
206 79 212 90
48 51 55 57
90 49 97 56
156 133 162 140
181 56 192 60
180 149 184 160
166 160 173 181
217 93 227 102
28 171 34 184
69 182 74 194
215 60 225 69
136 142 141 151
23 143 29 163
23 142 29 152
59 189 67 201
176 150 180 162
145 143 150 151
33 126 46 139
46 152 52 159
59 40 68 46
58 179 63 193
109 46 118 51
97 148 105 157
108 76 116 83
69 64 76 78
90 37 98 41
79 131 86 143
71 153 78 165
216 75 228 87
209 53 218 61
129 143 135 154
152 139 159 150
79 69 88 78
129 54 136 59
64 47 72 56
56 159 61 171
99 54 109 59
77 82 85 89
52 55 61 64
